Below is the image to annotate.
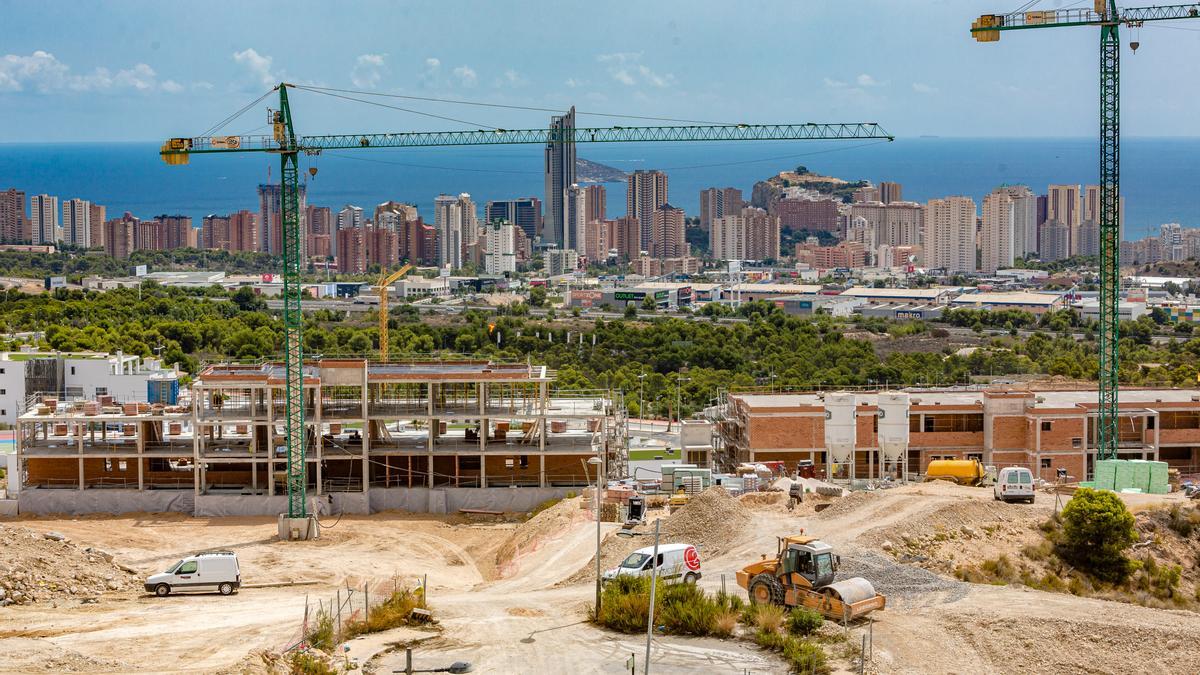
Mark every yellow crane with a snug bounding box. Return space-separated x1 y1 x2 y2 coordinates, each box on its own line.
377 263 413 361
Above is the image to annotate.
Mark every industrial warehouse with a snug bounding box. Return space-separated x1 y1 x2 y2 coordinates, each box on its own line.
12 358 623 516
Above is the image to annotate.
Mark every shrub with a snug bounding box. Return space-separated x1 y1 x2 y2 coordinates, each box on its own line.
712 609 739 638
305 608 335 652
659 583 720 636
595 576 728 637
786 607 823 636
595 576 658 633
1058 488 1138 583
782 638 829 674
288 651 336 675
1167 504 1200 538
343 587 427 640
743 602 785 633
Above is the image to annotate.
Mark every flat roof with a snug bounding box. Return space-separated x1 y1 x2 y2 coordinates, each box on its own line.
839 287 960 299
951 291 1064 306
195 360 547 384
731 387 1200 412
737 283 823 294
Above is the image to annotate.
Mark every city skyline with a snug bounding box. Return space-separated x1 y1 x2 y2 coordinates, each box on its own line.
5 1 1200 142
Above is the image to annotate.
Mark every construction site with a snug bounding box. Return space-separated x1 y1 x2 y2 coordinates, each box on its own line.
12 358 623 516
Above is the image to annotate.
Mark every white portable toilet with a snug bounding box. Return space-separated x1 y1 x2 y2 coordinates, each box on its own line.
877 392 910 482
824 393 856 480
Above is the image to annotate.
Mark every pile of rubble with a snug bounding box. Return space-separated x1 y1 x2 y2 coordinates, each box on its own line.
0 525 140 606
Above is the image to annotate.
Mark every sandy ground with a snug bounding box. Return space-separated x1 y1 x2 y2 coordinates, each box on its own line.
0 484 1197 674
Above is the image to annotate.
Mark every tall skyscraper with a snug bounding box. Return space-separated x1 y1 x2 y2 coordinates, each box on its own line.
258 183 307 256
565 183 587 253
456 193 478 259
62 198 90 248
434 194 466 270
980 189 1014 274
615 216 641 261
88 203 106 248
373 201 417 230
1 188 27 243
879 181 903 204
923 196 976 274
155 215 195 249
104 214 136 258
711 208 781 262
699 187 743 231
1160 223 1185 262
650 204 686 259
307 205 332 236
584 184 606 224
543 107 576 247
849 201 923 248
336 227 367 274
483 220 517 275
627 170 669 251
29 194 59 245
995 185 1038 259
485 198 542 241
1047 184 1081 255
1039 221 1071 262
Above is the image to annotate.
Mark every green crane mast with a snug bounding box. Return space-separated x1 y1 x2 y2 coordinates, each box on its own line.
162 82 894 521
971 1 1200 462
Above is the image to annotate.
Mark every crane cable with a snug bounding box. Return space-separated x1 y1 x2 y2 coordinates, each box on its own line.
197 88 276 138
291 85 500 129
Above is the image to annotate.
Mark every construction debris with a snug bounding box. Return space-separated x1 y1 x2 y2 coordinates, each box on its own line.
0 525 140 605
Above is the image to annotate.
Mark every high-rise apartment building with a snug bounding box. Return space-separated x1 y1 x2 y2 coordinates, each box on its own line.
336 227 367 274
1160 223 1185 262
307 205 332 236
30 194 59 245
980 189 1014 274
849 201 923 248
852 184 879 203
434 194 469 270
650 204 686 259
626 170 668 251
544 248 579 276
879 181 902 204
565 184 587 253
202 210 258 253
773 197 839 233
710 208 780 262
1047 184 1081 255
1039 221 1071 263
993 185 1038 259
543 107 576 248
615 216 641 261
485 198 542 242
583 219 616 262
155 215 196 249
1 188 28 243
61 198 90 247
104 214 136 259
584 185 606 224
483 220 517 275
88 203 106 248
334 205 363 259
699 187 743 231
923 196 976 274
366 226 400 270
457 193 478 260
374 201 417 230
257 183 307 256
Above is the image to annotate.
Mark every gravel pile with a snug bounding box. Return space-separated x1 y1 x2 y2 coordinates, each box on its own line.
813 491 881 520
495 496 587 570
838 550 970 607
0 525 140 606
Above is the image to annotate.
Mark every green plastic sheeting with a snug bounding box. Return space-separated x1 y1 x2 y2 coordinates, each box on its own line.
1092 459 1169 493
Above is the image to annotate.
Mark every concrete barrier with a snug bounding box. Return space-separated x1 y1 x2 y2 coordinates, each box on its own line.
17 489 195 515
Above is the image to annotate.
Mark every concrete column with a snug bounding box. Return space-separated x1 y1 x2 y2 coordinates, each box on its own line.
78 456 84 491
539 453 546 488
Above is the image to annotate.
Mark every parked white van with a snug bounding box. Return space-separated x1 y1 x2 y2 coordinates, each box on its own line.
602 543 701 584
994 467 1036 503
145 551 241 597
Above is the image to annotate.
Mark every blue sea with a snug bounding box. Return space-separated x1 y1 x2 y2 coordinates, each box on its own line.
1 137 1197 240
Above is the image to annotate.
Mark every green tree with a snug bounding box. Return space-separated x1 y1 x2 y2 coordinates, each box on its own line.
641 295 657 312
528 286 547 307
1057 488 1138 583
624 304 638 319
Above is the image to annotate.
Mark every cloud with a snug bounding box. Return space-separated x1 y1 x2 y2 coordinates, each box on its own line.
351 53 387 88
856 73 881 87
453 65 477 87
912 82 938 94
0 51 182 94
595 52 674 88
425 57 440 69
232 48 276 87
823 77 848 89
565 77 585 88
493 69 527 87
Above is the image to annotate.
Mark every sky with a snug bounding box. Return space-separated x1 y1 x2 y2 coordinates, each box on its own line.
2 0 1200 143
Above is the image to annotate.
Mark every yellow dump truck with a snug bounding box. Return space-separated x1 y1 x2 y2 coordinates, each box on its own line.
736 535 886 621
923 459 986 486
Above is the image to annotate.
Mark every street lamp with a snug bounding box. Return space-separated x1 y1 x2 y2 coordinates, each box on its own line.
617 519 661 675
637 371 648 432
675 376 691 425
588 454 604 614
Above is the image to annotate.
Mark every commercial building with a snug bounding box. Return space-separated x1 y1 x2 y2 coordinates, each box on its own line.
543 107 576 248
627 169 669 251
630 256 700 277
699 187 743 231
30 194 59 245
0 188 27 243
14 359 622 516
838 286 960 305
949 291 1066 315
923 196 976 274
710 386 1200 482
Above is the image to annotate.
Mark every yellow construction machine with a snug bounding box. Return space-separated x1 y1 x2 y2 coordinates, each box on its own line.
736 534 885 621
377 263 413 360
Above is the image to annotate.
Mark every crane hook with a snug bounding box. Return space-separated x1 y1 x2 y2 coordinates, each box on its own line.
308 167 318 179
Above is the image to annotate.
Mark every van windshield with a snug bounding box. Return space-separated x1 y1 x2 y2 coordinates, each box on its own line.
621 552 651 569
165 560 185 574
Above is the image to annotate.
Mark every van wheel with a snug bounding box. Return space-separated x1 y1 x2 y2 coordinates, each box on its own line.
683 573 698 585
218 582 234 596
154 584 171 597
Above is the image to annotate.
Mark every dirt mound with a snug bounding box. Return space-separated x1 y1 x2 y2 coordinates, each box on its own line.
564 487 753 584
495 496 588 575
813 490 881 520
0 525 141 606
738 491 787 509
0 638 133 673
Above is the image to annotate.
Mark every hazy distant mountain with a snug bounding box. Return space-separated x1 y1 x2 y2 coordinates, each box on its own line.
576 157 626 183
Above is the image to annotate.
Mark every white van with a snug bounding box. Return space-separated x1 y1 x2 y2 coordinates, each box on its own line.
145 551 241 597
603 543 701 584
994 467 1035 503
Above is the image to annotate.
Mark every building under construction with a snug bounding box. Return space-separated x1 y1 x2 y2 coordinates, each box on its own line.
14 358 624 516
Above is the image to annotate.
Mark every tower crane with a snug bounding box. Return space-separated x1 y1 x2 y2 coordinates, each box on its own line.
161 82 894 524
971 2 1200 462
378 263 413 361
